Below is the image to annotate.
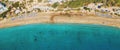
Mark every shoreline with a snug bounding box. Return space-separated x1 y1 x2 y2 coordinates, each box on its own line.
0 12 120 28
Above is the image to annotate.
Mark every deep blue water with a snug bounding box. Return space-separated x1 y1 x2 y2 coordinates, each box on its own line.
0 24 120 50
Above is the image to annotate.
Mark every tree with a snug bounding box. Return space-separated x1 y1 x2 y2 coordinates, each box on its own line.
52 2 59 8
12 2 20 8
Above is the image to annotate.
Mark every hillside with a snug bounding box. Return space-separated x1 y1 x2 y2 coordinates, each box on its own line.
55 0 120 8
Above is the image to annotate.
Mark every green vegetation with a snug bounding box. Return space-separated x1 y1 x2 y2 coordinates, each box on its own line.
12 2 20 8
52 2 60 8
59 0 120 8
38 0 42 2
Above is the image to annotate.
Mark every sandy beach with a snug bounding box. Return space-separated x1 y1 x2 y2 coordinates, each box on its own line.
0 12 120 28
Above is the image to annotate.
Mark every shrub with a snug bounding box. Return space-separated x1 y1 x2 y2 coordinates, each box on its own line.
52 2 59 8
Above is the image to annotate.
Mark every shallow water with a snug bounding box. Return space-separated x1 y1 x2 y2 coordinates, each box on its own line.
0 24 120 50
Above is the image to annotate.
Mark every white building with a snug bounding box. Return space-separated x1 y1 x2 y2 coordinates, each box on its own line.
8 0 23 2
0 3 8 14
32 4 54 12
87 3 103 10
48 0 66 4
87 3 96 10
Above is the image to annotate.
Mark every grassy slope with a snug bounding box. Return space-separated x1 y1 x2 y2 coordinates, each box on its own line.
54 0 120 8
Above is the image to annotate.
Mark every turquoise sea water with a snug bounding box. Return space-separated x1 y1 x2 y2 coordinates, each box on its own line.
0 24 120 50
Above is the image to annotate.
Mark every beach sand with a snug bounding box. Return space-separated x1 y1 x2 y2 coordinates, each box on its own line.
0 12 120 28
